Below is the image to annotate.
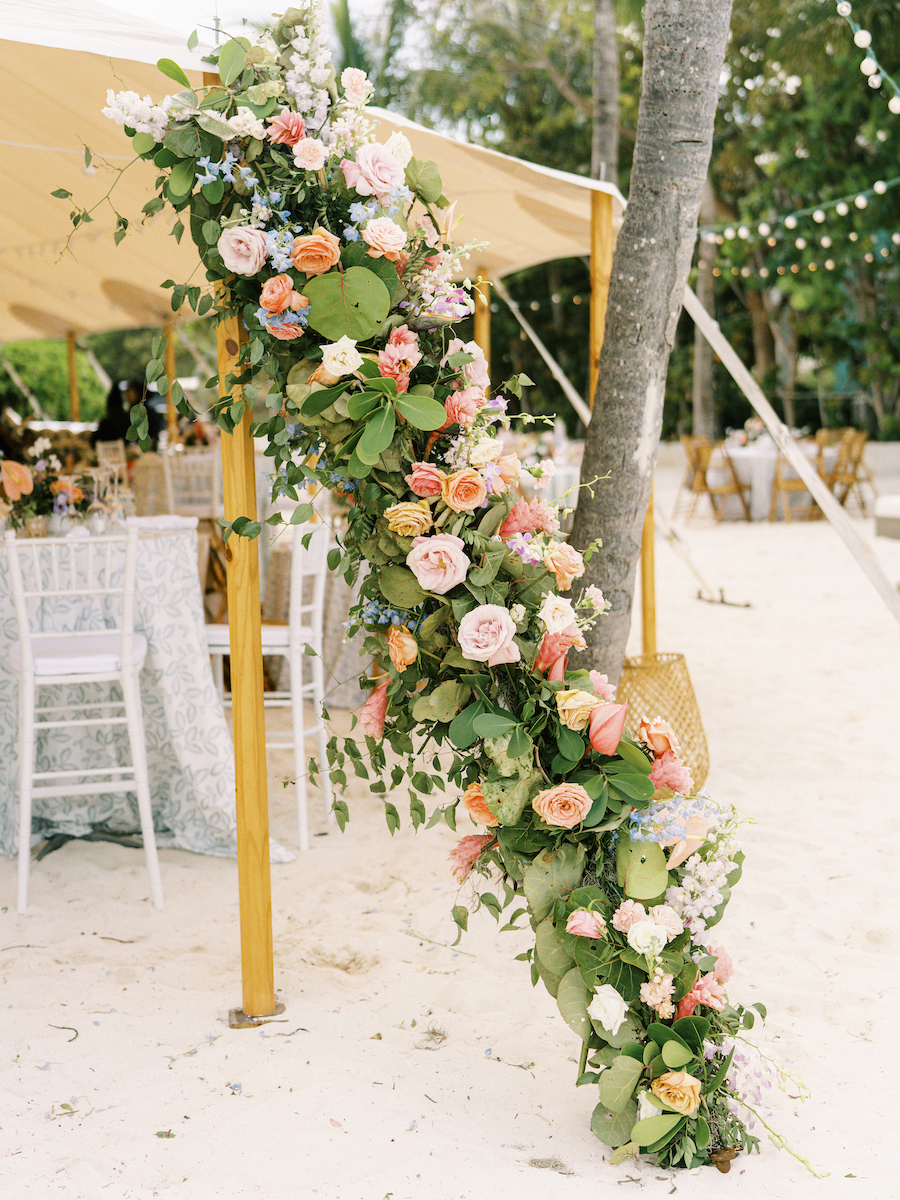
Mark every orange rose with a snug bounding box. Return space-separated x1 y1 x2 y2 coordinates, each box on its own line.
260 273 308 313
388 624 418 671
462 781 499 827
532 782 592 829
1 460 33 502
290 227 341 277
441 468 487 513
543 542 585 591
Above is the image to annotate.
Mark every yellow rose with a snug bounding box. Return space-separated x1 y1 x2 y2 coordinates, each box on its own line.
384 499 432 537
556 688 601 731
650 1071 702 1116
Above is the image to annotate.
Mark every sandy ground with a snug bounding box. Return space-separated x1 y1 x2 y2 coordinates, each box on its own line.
2 461 900 1200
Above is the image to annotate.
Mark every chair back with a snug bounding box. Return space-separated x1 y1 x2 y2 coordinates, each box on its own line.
847 429 868 472
815 427 848 450
288 521 331 648
830 428 858 479
96 439 127 469
3 529 139 675
162 449 222 518
680 434 709 474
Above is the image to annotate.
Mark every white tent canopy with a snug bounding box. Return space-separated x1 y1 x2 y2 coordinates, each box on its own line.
0 2 624 343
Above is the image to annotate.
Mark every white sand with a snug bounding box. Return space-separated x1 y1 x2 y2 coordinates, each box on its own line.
3 462 900 1199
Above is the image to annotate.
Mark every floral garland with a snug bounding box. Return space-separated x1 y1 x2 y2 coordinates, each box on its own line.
74 4 805 1174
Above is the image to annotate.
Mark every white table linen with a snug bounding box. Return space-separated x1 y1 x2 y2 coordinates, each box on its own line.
713 436 838 520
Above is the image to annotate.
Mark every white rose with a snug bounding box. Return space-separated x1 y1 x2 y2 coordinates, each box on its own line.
538 591 576 634
587 984 629 1036
384 130 413 167
468 438 504 468
320 336 364 379
627 920 670 958
649 904 684 939
217 225 268 276
228 106 267 140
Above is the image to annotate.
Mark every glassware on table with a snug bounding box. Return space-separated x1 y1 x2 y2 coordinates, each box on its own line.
86 467 111 535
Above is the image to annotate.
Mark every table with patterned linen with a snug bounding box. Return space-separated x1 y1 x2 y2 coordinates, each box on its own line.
714 436 839 521
0 524 292 863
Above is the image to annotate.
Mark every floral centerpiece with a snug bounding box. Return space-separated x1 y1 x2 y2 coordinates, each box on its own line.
75 2 813 1173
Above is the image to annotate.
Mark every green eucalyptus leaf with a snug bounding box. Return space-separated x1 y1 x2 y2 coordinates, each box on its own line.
358 405 396 460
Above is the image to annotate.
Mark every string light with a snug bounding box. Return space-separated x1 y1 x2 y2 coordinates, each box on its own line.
836 2 900 112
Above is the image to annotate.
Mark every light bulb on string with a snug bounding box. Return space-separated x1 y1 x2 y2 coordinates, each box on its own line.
836 201 849 215
849 231 859 240
855 194 868 208
825 259 835 269
890 96 900 114
874 180 887 194
854 29 872 48
892 233 900 244
860 56 878 76
836 2 851 14
759 267 770 278
795 237 807 249
740 266 751 277
737 225 749 239
724 226 736 239
813 209 826 223
865 252 874 262
758 222 771 236
868 74 882 88
821 235 833 247
785 215 798 229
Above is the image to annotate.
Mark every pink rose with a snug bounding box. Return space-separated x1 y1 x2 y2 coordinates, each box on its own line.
406 533 470 595
457 604 520 666
267 108 305 146
218 225 268 276
359 683 388 739
533 624 584 682
444 338 490 390
674 972 726 1021
449 833 493 882
362 217 407 261
496 454 522 486
340 143 405 196
543 542 585 591
611 900 647 933
532 783 592 829
708 945 734 985
405 462 445 497
441 388 482 430
566 909 607 939
651 750 694 797
588 701 628 755
589 671 616 704
639 716 682 759
292 137 328 171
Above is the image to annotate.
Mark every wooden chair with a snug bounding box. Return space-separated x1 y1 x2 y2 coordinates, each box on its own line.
684 440 751 523
831 429 870 514
768 448 818 523
673 435 710 519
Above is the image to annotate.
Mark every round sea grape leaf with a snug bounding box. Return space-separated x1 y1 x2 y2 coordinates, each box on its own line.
591 1097 638 1149
394 393 448 431
630 1113 684 1148
555 967 592 1041
167 158 197 200
132 131 157 155
660 1039 694 1070
535 917 575 978
596 1055 645 1113
377 565 429 609
615 834 670 901
303 266 391 341
218 37 250 85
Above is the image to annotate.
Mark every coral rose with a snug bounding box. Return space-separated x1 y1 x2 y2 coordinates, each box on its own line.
359 683 388 739
340 142 404 196
651 1072 702 1117
218 225 268 276
651 750 694 797
292 137 328 171
462 782 498 827
290 227 341 276
362 217 407 261
406 533 469 594
588 702 628 755
388 624 418 671
1 460 34 501
566 909 607 939
378 342 417 394
543 542 585 591
457 604 520 666
532 782 592 829
441 468 487 513
449 833 493 883
405 462 444 497
259 273 306 314
639 716 682 759
267 107 305 145
384 499 432 537
265 321 305 341
555 688 600 732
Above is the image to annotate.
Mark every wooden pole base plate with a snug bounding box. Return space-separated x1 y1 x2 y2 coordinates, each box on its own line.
228 1001 286 1029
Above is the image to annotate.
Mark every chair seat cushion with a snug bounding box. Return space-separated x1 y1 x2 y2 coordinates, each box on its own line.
10 632 148 676
205 623 313 651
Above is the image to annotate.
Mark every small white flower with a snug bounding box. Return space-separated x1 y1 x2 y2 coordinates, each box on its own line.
587 984 629 1036
384 130 413 167
509 604 526 624
637 1089 658 1121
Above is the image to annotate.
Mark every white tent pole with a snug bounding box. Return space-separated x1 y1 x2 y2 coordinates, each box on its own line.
682 284 900 629
492 277 592 427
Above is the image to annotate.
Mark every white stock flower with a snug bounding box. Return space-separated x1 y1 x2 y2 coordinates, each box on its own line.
509 603 526 624
320 336 363 379
587 984 629 1036
537 592 576 634
626 920 669 959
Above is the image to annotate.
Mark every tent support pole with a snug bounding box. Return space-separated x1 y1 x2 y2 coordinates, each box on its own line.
164 325 178 443
589 191 613 405
640 486 657 655
66 330 80 422
473 270 491 382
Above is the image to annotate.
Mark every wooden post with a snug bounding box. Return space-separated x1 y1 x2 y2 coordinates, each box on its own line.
588 190 614 408
640 484 657 656
164 325 179 443
66 331 80 422
473 271 491 371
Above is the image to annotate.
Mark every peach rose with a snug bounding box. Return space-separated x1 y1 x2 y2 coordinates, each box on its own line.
441 468 487 513
532 783 592 829
265 321 305 340
555 688 600 732
496 454 522 486
405 462 445 497
1 460 34 501
651 1071 702 1117
259 273 307 314
388 624 418 671
543 542 585 591
290 227 341 277
588 701 628 755
362 217 407 261
340 143 405 196
462 781 499 827
384 499 432 538
218 225 268 276
457 604 520 666
566 909 607 938
638 716 681 759
359 683 388 739
267 107 305 145
292 137 328 171
406 533 470 594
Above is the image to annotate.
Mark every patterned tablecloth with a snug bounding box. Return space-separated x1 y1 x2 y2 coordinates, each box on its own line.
0 527 291 862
